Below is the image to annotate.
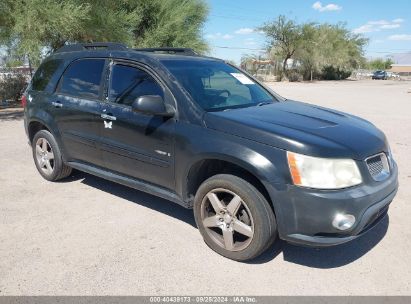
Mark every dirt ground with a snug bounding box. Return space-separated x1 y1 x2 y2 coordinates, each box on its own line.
0 80 410 295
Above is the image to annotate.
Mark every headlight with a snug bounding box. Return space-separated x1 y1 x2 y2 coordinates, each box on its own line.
287 152 362 189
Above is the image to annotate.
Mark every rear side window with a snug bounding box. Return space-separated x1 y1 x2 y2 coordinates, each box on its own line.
109 64 163 106
31 59 62 91
59 59 105 99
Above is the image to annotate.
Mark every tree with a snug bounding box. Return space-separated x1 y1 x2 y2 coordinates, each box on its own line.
297 23 367 80
130 0 209 52
294 23 319 81
0 0 209 64
259 15 305 77
0 0 93 65
367 58 393 70
259 16 368 81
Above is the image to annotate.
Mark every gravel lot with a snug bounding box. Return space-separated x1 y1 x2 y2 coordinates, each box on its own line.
0 80 410 295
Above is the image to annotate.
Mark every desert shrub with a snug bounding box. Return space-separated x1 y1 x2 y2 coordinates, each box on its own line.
288 70 301 82
321 65 351 80
299 66 320 81
0 74 27 103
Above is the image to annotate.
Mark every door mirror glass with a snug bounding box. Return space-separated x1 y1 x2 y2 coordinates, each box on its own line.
131 95 174 117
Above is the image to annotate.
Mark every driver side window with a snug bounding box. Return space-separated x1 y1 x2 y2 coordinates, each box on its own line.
109 64 163 106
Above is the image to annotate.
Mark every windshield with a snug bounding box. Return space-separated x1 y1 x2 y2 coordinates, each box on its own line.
161 59 277 111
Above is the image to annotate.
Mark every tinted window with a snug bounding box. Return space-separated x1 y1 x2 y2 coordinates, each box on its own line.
161 59 275 111
206 70 251 100
109 64 163 106
59 59 105 98
31 59 62 91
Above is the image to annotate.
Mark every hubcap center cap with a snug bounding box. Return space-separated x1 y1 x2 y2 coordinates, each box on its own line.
223 213 232 224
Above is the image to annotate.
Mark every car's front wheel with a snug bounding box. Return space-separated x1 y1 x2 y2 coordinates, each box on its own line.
194 174 277 261
32 130 72 181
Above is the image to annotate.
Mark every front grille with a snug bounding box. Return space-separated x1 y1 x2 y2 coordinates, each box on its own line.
365 153 390 181
367 156 384 176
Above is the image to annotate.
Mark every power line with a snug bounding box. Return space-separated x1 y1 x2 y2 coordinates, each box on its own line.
211 45 410 57
212 45 410 53
210 2 275 17
212 45 266 51
209 14 262 22
367 49 411 52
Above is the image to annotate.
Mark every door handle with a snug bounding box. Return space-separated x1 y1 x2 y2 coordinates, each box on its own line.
101 113 116 121
51 101 63 108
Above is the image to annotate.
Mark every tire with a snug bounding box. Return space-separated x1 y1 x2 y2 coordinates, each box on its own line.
32 130 72 181
193 174 277 261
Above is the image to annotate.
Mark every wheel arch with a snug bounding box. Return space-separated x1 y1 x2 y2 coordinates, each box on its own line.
27 113 66 159
183 155 275 213
28 120 51 143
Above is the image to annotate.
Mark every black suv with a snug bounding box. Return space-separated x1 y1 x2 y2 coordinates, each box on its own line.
23 43 398 261
372 70 388 80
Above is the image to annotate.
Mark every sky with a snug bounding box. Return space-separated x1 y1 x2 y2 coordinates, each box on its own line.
204 0 411 63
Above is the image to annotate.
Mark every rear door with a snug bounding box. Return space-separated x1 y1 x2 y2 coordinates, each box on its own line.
99 60 176 190
51 58 107 166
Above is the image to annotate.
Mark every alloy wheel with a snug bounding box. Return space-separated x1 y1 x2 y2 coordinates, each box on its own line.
35 138 55 175
200 188 254 251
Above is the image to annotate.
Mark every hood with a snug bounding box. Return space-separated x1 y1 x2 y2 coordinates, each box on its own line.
204 100 387 160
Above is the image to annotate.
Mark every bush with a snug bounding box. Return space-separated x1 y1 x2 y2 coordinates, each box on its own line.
299 66 320 81
288 70 302 82
0 73 27 104
321 65 351 80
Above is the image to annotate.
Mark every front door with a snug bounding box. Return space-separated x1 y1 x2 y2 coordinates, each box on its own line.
99 61 176 190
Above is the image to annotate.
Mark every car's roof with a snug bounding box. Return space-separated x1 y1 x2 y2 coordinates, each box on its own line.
47 47 223 66
137 52 222 62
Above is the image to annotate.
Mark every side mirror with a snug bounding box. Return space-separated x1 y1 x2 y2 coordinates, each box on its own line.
131 95 174 117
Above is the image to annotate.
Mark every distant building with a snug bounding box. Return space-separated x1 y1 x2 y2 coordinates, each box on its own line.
0 65 33 81
11 65 33 76
388 53 411 76
390 64 411 75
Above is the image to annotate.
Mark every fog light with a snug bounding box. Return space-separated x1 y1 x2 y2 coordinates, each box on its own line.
332 213 356 231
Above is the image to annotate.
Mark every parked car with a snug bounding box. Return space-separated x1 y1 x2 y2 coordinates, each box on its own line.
372 70 388 80
23 43 398 261
386 72 400 80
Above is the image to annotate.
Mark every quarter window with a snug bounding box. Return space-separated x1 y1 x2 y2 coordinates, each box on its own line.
109 64 163 106
31 59 62 91
59 59 105 99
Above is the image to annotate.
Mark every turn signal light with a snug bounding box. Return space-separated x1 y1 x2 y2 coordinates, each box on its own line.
287 152 302 185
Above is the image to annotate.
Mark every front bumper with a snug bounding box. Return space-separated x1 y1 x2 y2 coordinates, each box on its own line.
265 161 399 247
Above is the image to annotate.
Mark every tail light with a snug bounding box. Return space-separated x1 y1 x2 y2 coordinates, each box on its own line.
21 95 27 108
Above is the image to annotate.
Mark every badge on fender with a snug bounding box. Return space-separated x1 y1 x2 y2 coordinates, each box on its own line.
104 121 112 129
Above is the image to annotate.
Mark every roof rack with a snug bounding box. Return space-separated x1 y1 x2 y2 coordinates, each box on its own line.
55 42 128 53
133 47 197 56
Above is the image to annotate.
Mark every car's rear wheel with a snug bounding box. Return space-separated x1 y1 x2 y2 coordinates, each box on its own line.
194 174 277 261
32 130 72 181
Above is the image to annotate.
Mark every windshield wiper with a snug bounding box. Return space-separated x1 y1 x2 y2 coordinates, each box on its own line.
257 101 272 106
